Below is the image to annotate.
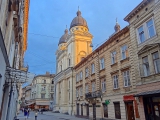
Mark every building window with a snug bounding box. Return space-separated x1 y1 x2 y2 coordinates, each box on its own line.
80 87 83 96
111 51 116 64
147 19 156 38
44 80 46 83
123 71 131 87
60 65 62 71
80 71 83 80
153 52 160 74
85 68 88 78
50 93 53 99
113 75 119 89
41 86 46 91
102 80 106 93
92 82 96 92
121 45 128 60
100 58 105 70
114 102 121 119
51 86 54 91
76 73 79 82
41 94 45 99
81 57 85 61
137 18 156 44
138 26 145 43
91 63 95 74
85 84 88 93
143 56 150 76
76 88 79 97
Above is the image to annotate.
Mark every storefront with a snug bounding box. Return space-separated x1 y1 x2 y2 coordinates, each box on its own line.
135 90 160 120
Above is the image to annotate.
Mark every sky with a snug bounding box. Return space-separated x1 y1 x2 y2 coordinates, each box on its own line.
24 0 142 75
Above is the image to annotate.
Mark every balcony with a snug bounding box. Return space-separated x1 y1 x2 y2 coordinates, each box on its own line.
85 90 102 99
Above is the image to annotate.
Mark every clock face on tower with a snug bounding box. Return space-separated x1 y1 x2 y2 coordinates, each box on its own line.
59 44 66 51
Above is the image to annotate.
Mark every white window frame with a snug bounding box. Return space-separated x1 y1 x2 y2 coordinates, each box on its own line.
100 58 105 70
111 51 116 64
152 52 160 74
102 80 106 93
76 73 79 82
85 67 88 77
76 88 79 97
113 75 119 89
80 71 83 80
80 87 83 96
92 82 96 92
137 18 156 44
85 84 88 93
121 45 128 60
123 71 131 87
91 63 95 74
142 56 150 76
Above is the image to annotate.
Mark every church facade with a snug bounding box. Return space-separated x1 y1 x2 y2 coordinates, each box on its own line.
53 10 93 115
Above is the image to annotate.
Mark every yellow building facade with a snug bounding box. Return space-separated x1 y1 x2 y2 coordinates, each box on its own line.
53 10 93 115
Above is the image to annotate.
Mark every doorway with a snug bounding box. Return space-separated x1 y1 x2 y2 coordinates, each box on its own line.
93 104 96 120
125 102 135 120
77 104 79 116
81 104 83 116
86 104 89 117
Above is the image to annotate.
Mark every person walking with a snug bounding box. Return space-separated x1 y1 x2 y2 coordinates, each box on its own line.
27 108 30 119
24 109 28 120
35 111 38 120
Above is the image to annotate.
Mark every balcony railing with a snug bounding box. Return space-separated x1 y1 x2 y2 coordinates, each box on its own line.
85 90 102 99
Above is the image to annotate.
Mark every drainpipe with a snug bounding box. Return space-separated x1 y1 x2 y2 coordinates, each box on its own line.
71 67 73 116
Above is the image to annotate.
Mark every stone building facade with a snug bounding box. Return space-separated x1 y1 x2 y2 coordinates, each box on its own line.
74 22 140 120
30 73 54 110
0 0 30 119
53 10 93 115
124 0 160 120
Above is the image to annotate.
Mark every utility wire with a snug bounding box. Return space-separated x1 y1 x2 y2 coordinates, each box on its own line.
29 32 59 38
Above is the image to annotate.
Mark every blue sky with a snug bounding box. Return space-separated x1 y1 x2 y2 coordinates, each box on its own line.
25 0 142 75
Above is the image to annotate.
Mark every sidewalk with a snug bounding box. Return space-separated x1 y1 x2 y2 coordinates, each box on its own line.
43 111 89 120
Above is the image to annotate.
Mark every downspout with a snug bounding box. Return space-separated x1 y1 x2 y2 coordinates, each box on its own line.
71 67 73 116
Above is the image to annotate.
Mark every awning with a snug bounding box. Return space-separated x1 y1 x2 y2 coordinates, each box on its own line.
36 102 49 106
25 102 35 106
134 89 160 97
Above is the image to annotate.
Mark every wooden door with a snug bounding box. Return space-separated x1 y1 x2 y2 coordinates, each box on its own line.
77 104 79 116
93 104 96 120
126 102 135 120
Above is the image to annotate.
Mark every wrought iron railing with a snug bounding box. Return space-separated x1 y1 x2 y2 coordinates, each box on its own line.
85 90 102 99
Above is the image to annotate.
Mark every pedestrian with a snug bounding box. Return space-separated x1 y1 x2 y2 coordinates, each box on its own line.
24 109 28 120
35 111 38 120
27 108 30 119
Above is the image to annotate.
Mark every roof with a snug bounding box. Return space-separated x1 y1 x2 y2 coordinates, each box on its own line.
134 89 160 97
58 29 68 45
70 10 88 29
74 26 129 69
124 0 151 22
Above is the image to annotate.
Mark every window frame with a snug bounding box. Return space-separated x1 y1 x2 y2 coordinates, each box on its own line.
85 84 89 93
41 93 45 99
85 67 89 78
91 63 95 74
123 70 131 87
113 75 119 89
101 80 106 93
152 51 160 74
136 18 156 44
111 51 116 64
92 82 96 92
142 56 150 76
100 58 105 70
121 45 128 60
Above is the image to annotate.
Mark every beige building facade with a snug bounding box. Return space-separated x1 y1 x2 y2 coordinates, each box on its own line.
74 23 140 120
53 10 93 115
124 0 160 120
30 73 54 110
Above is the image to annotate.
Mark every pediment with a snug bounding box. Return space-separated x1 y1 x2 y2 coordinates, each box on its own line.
137 43 160 55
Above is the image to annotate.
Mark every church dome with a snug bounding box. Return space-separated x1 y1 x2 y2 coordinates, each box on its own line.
58 29 68 45
70 10 88 29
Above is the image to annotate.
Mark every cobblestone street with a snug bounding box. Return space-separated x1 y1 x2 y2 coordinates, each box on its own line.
17 111 88 120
